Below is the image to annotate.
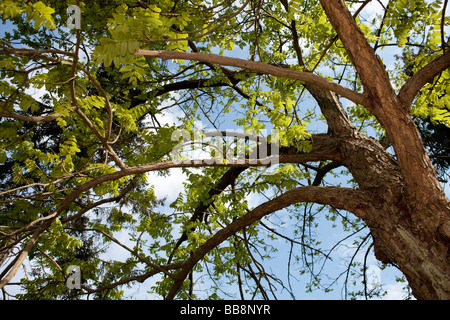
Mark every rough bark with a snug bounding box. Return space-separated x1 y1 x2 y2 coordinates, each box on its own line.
337 130 450 299
318 0 450 300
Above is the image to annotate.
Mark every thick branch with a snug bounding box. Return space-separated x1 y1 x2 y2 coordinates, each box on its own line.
135 50 367 106
398 50 450 107
165 185 373 299
318 0 395 105
305 85 356 136
3 133 339 239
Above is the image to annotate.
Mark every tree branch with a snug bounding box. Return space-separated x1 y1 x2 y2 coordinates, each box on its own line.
277 1 358 137
166 132 341 263
135 50 367 106
0 112 61 123
0 133 340 288
79 262 184 296
0 45 125 170
318 0 394 105
0 48 75 57
165 185 373 299
167 167 246 264
398 50 450 108
317 0 449 203
0 218 52 289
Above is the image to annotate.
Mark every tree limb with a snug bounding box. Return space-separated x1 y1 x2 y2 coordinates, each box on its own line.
165 185 373 299
318 0 450 205
0 45 126 170
167 167 246 264
318 0 394 105
398 50 450 108
0 112 61 123
135 50 367 106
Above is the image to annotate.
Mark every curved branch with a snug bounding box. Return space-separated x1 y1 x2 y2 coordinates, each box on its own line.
0 46 124 169
165 185 373 299
135 50 367 106
0 219 50 289
398 50 450 108
312 161 343 186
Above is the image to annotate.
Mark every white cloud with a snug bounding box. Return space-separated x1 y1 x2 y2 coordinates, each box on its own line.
352 0 389 21
155 105 184 127
383 283 409 300
148 168 187 205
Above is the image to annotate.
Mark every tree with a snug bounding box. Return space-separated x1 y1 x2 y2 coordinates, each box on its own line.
0 0 449 300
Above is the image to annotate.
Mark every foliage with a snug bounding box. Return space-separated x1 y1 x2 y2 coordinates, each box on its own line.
0 0 448 300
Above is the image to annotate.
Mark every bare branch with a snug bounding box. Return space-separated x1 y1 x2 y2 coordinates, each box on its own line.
135 50 367 106
0 112 61 123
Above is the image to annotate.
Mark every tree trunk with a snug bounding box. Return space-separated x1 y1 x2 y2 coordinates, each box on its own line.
367 193 450 299
370 206 450 300
316 0 450 300
337 131 450 300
